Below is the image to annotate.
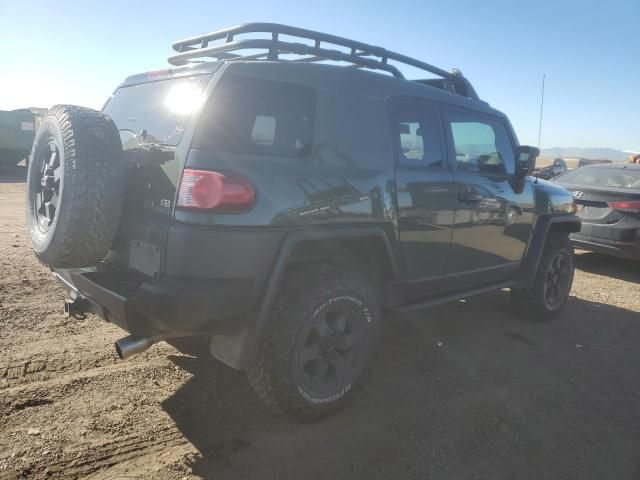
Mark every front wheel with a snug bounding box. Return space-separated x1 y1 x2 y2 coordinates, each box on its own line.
247 264 382 421
512 232 575 321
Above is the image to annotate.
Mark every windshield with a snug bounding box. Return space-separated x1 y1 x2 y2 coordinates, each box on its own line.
103 74 212 147
555 167 640 189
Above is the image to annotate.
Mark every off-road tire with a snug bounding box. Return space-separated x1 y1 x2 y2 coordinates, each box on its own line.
26 105 124 268
247 264 382 421
512 232 575 321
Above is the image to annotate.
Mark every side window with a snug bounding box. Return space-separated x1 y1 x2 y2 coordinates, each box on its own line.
194 74 315 158
399 121 424 161
447 113 515 174
392 103 443 168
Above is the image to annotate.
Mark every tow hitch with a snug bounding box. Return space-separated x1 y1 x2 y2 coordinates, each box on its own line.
64 296 88 319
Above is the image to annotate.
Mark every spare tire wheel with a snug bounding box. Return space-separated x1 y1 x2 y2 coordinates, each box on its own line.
26 105 125 268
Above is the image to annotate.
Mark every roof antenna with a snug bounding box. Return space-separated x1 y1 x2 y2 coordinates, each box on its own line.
537 74 545 148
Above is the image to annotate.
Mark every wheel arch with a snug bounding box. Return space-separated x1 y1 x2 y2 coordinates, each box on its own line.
209 225 401 369
515 213 581 290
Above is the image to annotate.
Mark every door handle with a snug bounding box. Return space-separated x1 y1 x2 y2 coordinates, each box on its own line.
458 191 483 202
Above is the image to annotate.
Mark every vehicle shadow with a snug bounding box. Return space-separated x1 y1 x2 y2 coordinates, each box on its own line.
575 251 640 283
161 292 640 480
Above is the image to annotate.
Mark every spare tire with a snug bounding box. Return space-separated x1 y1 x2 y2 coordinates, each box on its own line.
26 105 125 268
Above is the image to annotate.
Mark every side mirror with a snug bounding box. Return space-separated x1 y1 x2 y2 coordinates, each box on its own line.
515 145 540 177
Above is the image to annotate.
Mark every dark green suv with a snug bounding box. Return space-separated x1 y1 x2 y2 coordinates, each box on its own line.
26 24 580 420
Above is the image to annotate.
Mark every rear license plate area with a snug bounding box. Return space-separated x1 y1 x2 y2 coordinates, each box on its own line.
129 240 161 278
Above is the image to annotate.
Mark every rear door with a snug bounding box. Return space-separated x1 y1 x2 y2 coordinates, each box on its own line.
442 107 534 290
102 73 214 276
392 100 456 299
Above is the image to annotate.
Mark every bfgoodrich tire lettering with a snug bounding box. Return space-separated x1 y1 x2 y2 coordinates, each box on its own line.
26 105 125 268
247 264 382 421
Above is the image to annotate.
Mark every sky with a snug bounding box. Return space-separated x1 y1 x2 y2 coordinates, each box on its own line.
2 0 638 151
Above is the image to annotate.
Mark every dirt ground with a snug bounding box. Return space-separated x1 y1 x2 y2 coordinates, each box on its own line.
1 166 639 480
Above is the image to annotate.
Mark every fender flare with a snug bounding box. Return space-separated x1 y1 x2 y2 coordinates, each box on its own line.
516 213 581 290
209 225 400 369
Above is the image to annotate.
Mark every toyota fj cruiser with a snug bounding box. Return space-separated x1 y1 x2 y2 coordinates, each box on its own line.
26 23 580 420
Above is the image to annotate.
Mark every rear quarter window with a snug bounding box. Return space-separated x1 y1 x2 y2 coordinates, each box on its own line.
194 74 316 158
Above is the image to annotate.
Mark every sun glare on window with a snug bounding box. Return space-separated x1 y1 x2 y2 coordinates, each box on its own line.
165 81 205 115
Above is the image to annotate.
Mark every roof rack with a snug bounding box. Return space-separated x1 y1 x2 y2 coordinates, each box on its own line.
168 23 480 100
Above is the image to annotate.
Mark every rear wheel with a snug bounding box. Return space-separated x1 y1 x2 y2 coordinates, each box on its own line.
247 264 382 421
512 232 575 321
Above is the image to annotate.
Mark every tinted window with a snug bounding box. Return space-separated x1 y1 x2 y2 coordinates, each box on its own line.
392 104 443 168
399 121 424 161
103 75 213 147
447 113 515 174
557 167 640 189
194 74 315 158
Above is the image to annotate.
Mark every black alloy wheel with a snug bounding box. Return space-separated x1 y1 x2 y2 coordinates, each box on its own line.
543 249 572 310
34 140 62 232
247 264 382 421
511 232 575 321
296 303 362 393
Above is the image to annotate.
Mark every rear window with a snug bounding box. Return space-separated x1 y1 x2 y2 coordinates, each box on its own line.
103 75 212 147
556 167 640 189
193 74 316 158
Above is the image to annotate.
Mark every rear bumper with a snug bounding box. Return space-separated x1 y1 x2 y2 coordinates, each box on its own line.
54 267 254 337
571 233 640 260
571 218 640 260
52 223 285 339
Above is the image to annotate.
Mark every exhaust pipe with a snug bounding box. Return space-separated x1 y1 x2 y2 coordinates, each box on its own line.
115 335 162 360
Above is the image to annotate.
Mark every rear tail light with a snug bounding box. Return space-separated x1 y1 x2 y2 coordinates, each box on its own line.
607 200 640 214
177 169 255 211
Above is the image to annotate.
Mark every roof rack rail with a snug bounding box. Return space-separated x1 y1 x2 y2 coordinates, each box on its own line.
168 23 480 100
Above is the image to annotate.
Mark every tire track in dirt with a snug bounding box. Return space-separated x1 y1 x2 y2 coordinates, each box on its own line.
1 350 118 389
1 357 192 479
1 359 174 418
0 341 175 389
0 425 186 479
0 176 197 479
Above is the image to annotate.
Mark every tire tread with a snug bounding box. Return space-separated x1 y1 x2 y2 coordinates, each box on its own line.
247 264 381 421
27 105 124 268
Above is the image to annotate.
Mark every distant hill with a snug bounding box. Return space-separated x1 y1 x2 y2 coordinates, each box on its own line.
541 147 631 162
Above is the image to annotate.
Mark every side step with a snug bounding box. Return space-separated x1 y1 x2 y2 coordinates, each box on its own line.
396 281 515 314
